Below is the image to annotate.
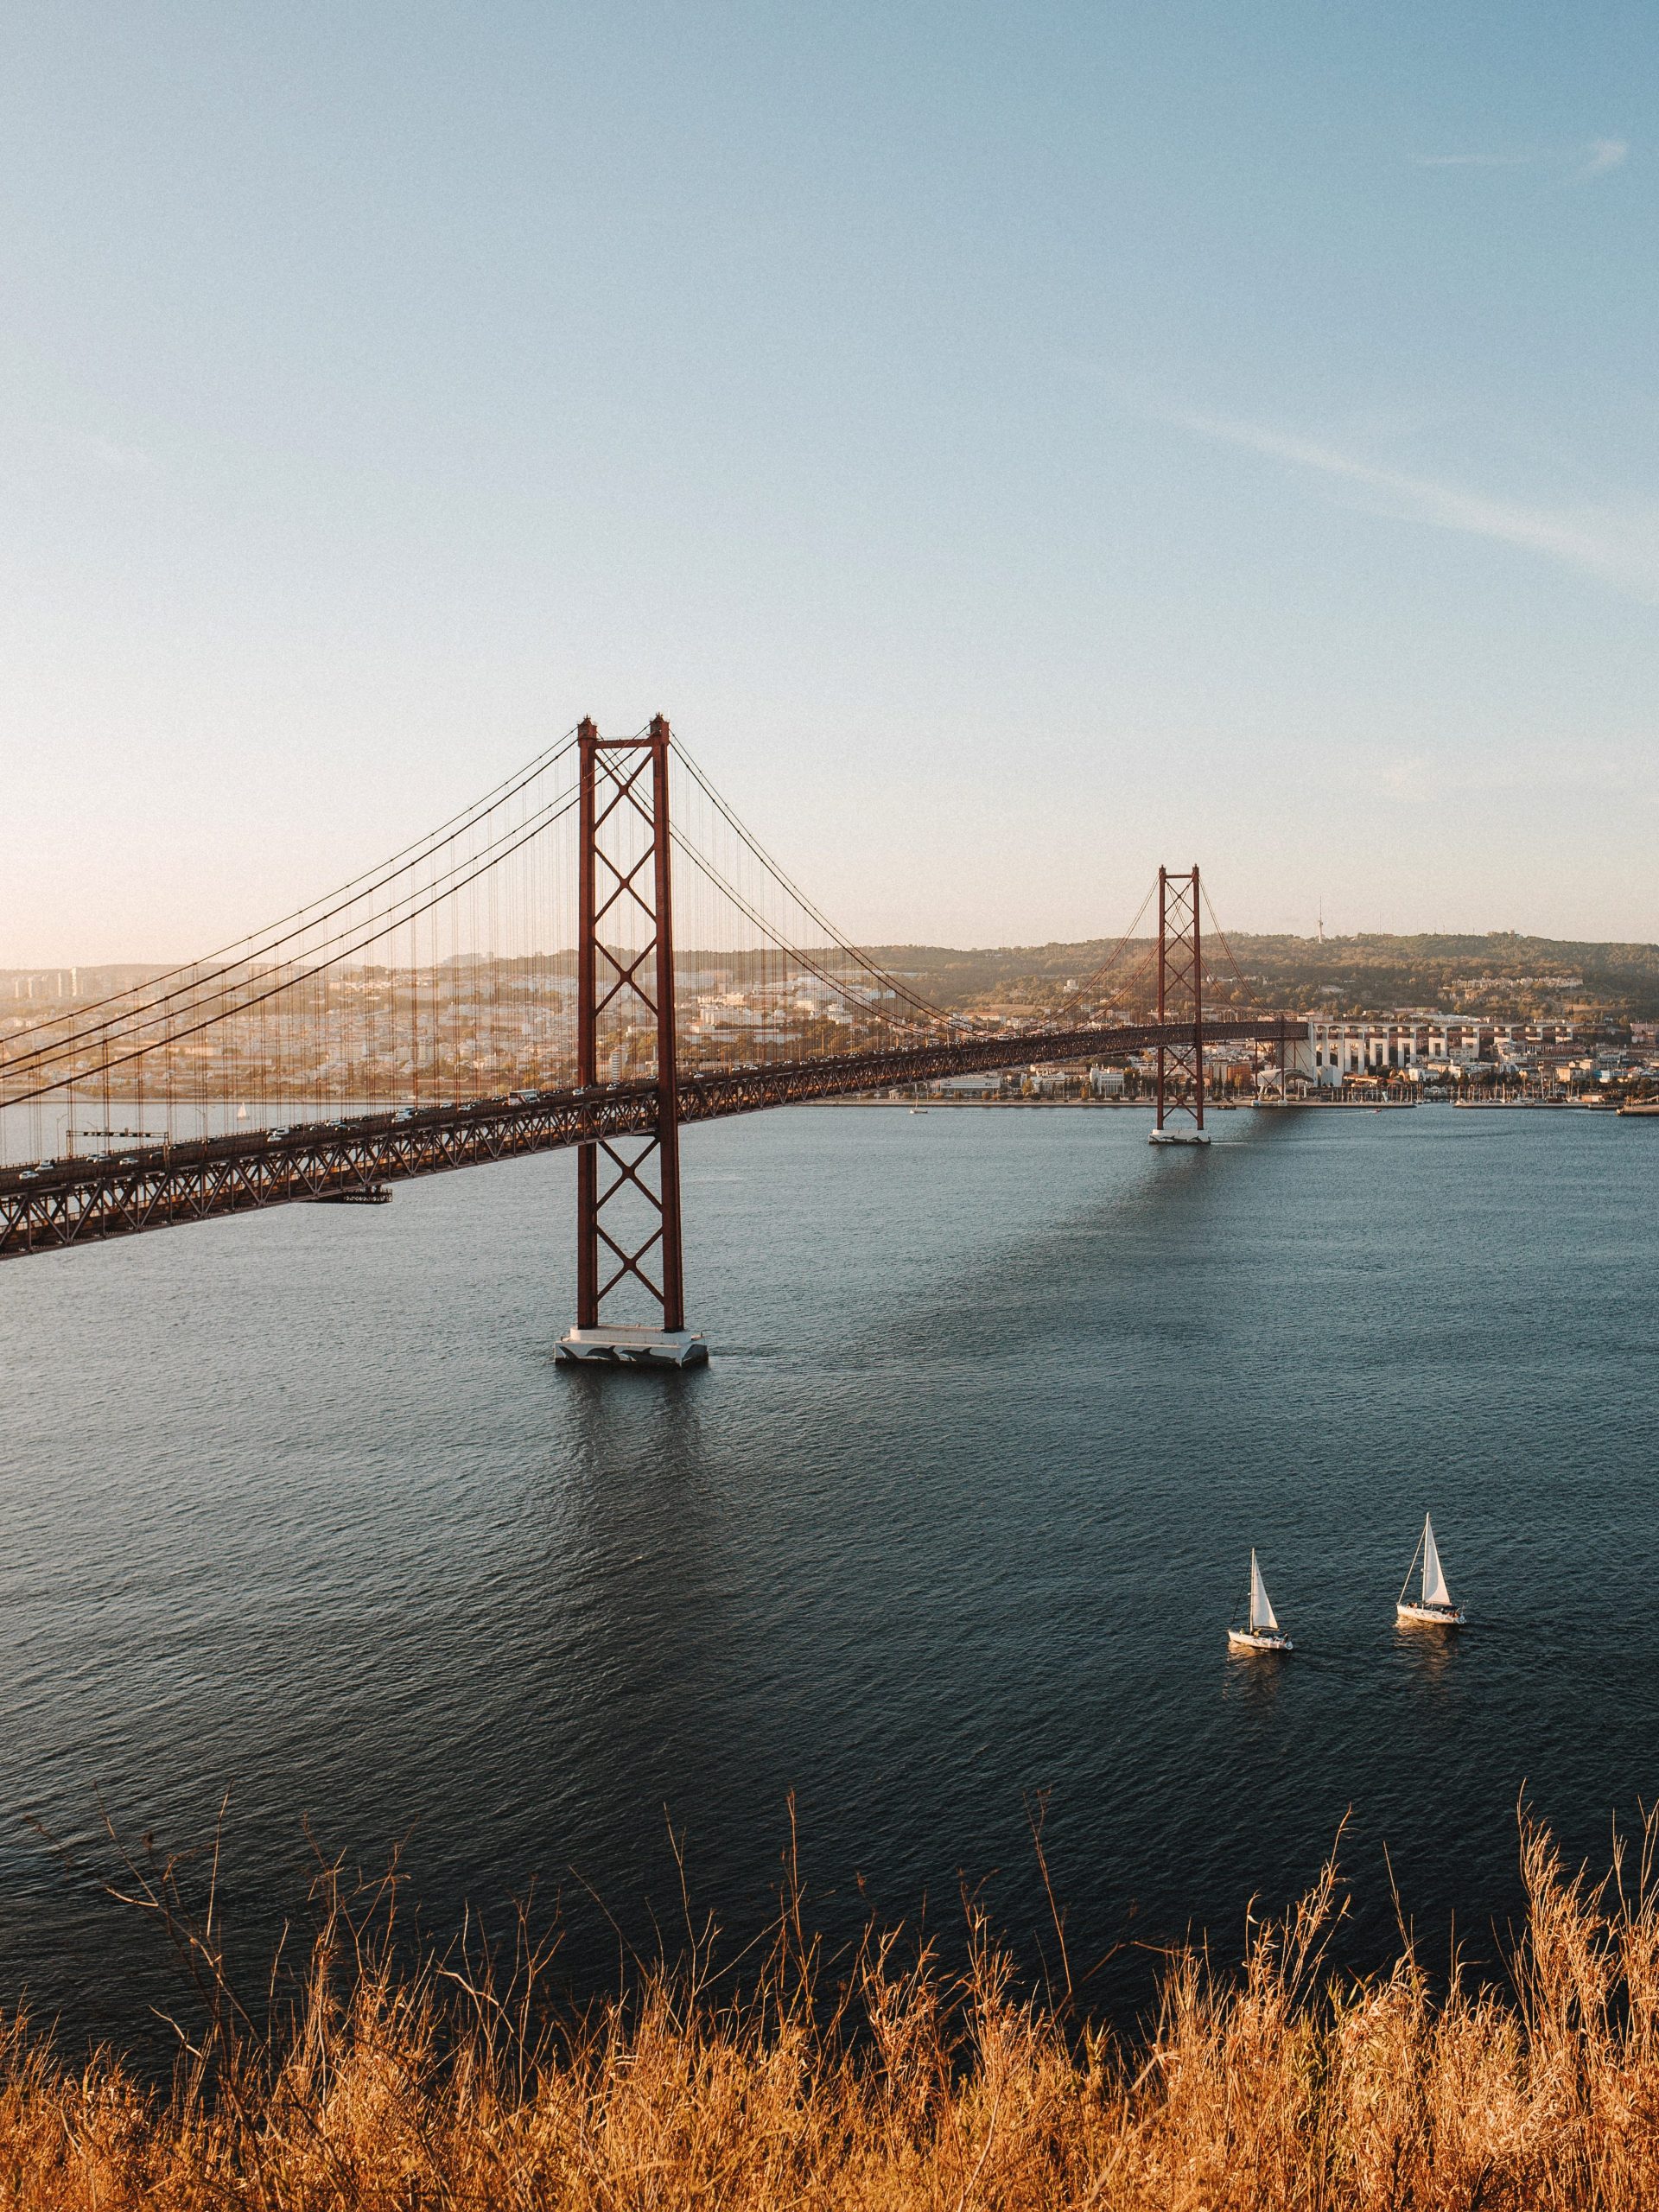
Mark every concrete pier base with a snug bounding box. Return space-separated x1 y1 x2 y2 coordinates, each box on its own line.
556 1325 709 1368
1148 1129 1211 1147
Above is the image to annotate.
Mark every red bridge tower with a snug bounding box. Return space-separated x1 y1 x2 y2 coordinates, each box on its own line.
556 716 708 1366
1150 865 1210 1147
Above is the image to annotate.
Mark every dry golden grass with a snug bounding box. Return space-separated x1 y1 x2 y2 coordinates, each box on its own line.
7 1811 1659 2209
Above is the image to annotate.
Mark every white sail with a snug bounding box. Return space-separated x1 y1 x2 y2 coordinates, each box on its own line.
1421 1516 1452 1609
1249 1550 1280 1632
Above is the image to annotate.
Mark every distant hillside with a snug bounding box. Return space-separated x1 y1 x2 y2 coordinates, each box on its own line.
860 933 1659 1021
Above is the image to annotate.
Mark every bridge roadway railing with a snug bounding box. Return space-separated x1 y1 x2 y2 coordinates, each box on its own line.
0 1016 1296 1259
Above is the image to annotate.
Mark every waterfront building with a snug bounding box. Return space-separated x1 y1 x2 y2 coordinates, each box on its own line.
1294 1018 1491 1086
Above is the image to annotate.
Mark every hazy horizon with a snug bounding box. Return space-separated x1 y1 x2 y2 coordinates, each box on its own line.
4 919 1656 977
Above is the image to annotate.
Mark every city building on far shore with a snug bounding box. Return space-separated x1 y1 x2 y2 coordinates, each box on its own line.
1294 1016 1585 1087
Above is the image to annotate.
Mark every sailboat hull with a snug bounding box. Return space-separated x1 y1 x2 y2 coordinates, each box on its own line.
1395 1601 1464 1627
1227 1628 1293 1652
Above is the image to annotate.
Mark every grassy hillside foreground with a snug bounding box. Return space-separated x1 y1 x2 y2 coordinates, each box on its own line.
4 1817 1658 2209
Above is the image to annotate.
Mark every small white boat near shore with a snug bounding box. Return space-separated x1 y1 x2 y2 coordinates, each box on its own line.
1228 1549 1292 1652
1396 1514 1465 1626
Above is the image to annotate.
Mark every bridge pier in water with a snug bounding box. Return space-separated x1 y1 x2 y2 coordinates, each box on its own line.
555 715 708 1368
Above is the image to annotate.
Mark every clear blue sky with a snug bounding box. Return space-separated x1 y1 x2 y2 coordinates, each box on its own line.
3 3 1656 958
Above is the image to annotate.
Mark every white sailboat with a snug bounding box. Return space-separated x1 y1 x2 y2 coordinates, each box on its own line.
1228 1548 1293 1652
1396 1514 1465 1626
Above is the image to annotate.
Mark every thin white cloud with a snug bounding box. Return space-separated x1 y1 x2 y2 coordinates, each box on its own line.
1413 137 1630 181
1414 152 1535 169
67 433 158 476
1577 137 1628 178
1162 405 1659 606
1348 748 1659 808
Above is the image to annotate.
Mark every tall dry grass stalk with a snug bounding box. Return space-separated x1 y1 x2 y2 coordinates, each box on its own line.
6 1809 1659 2209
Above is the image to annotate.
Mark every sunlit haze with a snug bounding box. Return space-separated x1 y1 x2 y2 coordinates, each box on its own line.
3 3 1656 961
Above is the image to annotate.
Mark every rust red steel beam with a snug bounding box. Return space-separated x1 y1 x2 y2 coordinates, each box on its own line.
0 1016 1296 1260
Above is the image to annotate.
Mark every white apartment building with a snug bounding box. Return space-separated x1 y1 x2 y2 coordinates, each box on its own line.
1294 1018 1491 1086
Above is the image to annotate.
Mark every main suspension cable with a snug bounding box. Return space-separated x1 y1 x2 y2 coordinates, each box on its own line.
4 785 584 1108
671 738 968 1031
2 726 582 1071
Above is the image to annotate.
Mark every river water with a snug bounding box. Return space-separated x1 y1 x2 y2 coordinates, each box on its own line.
2 1102 1656 2050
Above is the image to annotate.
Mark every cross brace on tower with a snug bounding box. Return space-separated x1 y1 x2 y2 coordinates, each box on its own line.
556 715 707 1366
1149 864 1211 1147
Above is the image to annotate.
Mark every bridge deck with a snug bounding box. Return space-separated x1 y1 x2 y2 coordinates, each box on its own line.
0 1017 1294 1259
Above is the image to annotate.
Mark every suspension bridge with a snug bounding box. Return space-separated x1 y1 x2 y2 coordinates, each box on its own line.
0 718 1299 1362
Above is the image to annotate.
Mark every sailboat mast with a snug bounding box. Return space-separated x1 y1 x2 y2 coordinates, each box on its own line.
1398 1521 1425 1606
